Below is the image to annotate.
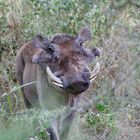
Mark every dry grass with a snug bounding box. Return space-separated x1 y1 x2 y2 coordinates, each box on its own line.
0 1 140 140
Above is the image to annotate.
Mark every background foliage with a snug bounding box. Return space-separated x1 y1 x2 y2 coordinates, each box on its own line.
0 0 140 140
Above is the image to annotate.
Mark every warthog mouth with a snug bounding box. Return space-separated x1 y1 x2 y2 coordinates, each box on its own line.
46 62 100 92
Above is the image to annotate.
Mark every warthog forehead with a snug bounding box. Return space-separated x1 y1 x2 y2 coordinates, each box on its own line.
51 34 75 44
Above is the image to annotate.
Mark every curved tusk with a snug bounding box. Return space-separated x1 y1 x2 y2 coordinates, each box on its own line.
46 67 62 84
52 82 63 87
90 76 97 83
90 62 100 80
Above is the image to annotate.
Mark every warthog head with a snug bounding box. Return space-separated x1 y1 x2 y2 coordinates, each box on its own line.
32 27 100 94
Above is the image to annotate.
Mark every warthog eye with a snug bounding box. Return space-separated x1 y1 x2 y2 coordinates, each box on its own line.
46 45 54 54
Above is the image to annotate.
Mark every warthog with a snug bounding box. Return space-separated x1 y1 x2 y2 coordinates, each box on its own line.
15 27 101 140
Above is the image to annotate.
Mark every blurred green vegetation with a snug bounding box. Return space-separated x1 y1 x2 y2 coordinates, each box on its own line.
0 0 140 140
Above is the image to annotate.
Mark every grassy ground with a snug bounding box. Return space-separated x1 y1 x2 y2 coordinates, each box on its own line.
0 0 140 140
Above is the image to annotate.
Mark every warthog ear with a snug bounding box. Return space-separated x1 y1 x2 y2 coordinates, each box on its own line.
77 26 92 44
32 34 49 49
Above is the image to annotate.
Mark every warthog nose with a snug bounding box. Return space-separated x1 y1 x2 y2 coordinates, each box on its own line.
65 81 90 94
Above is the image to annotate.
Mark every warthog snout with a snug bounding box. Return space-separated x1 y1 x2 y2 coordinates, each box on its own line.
65 81 90 94
61 70 90 94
